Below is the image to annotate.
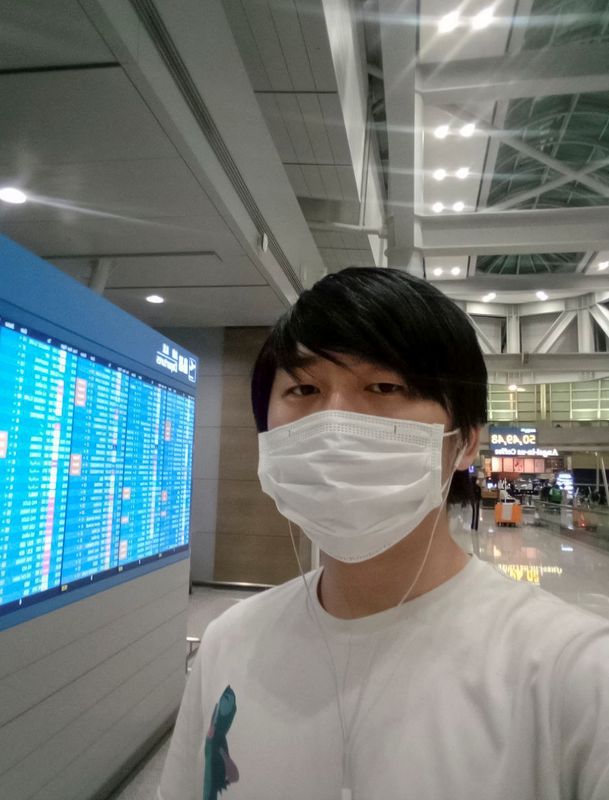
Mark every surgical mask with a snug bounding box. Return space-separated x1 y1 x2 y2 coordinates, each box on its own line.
258 410 463 563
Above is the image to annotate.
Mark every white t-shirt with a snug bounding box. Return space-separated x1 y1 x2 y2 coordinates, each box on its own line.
158 555 609 800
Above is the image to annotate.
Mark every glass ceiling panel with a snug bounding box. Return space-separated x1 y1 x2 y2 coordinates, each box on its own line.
476 253 583 274
479 0 609 274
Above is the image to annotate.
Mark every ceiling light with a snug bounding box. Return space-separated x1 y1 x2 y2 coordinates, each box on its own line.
516 387 526 393
0 187 27 204
455 167 470 179
471 6 494 30
146 294 165 304
452 201 465 212
450 266 461 276
433 267 443 276
508 384 518 392
598 261 609 271
433 168 447 181
482 292 496 302
434 124 450 139
536 291 548 301
460 123 476 138
432 201 444 213
438 10 460 33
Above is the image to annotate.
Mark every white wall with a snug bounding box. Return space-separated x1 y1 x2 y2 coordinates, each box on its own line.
0 559 189 800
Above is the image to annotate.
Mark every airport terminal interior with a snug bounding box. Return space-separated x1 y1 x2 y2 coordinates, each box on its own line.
1 1 609 799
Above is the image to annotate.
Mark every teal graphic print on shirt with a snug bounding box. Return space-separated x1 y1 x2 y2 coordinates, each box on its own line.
203 685 239 800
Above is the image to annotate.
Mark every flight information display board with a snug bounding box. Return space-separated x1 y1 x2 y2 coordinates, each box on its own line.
0 315 195 617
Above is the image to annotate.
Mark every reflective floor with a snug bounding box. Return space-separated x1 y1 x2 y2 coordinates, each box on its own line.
451 506 609 620
112 512 609 798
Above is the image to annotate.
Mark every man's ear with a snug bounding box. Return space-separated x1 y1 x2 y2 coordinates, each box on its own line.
457 426 482 471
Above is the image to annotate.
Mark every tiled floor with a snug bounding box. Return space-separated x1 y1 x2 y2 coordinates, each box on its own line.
112 510 609 798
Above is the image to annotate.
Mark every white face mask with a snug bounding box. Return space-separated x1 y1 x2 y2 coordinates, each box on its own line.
258 410 463 563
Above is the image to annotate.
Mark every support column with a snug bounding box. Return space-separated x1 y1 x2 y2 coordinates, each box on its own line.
379 0 417 271
506 305 521 354
577 306 595 352
88 257 113 295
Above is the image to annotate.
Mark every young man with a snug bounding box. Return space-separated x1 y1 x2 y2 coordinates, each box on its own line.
158 268 609 800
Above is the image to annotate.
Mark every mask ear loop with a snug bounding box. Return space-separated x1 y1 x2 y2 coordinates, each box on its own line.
288 522 351 798
398 441 467 606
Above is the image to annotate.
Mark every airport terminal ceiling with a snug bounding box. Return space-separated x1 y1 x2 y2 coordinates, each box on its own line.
0 0 608 392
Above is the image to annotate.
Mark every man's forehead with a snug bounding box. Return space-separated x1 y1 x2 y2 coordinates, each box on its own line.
286 347 392 372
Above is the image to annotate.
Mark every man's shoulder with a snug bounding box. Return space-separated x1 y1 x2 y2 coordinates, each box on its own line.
203 570 314 643
470 556 609 651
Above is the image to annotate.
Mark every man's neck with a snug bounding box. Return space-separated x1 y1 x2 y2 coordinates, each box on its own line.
317 512 469 619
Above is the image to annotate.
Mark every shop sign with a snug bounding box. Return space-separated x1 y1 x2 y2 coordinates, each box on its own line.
489 425 558 458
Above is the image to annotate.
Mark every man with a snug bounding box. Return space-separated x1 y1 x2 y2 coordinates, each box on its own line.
158 268 609 800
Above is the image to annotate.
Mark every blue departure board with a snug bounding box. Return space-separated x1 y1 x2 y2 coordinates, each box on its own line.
0 315 196 617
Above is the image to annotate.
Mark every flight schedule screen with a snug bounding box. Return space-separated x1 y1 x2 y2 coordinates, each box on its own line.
0 317 195 615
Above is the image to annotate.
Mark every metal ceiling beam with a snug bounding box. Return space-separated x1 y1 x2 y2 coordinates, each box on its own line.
578 251 596 273
485 354 609 372
440 106 609 200
485 353 609 384
475 0 532 214
418 42 609 104
467 316 499 355
417 205 609 255
532 310 577 354
486 156 609 211
378 0 419 272
590 303 609 339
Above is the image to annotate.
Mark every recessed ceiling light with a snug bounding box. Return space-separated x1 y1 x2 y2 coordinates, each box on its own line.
482 292 496 302
434 124 450 139
146 294 165 304
438 10 460 33
598 261 609 271
460 123 476 138
433 267 443 276
433 168 447 181
0 187 27 204
455 167 470 179
508 384 518 392
471 6 494 30
452 201 465 212
432 201 444 213
536 290 548 301
450 266 461 276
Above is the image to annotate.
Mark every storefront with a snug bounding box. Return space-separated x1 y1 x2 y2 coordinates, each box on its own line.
480 425 564 505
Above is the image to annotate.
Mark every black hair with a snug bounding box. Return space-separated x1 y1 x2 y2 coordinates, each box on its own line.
251 267 487 504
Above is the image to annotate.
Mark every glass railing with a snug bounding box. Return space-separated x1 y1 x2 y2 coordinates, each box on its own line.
534 499 609 547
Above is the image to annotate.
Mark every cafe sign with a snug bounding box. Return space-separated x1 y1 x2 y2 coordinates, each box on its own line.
489 426 558 458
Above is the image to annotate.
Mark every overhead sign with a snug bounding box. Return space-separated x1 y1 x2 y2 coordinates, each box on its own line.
155 341 197 383
489 426 558 458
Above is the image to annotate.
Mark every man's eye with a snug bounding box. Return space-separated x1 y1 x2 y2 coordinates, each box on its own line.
368 383 404 394
286 384 318 396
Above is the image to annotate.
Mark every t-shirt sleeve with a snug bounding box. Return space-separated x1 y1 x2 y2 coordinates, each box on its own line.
555 623 609 800
157 643 206 800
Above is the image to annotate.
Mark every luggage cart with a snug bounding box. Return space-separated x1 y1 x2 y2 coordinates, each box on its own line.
495 502 522 527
